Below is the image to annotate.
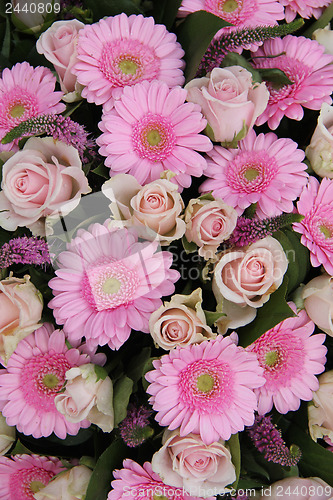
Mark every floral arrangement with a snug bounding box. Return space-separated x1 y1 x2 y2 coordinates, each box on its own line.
0 0 333 499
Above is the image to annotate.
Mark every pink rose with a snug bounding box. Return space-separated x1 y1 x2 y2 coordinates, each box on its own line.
0 137 91 235
306 103 333 178
302 273 333 336
55 363 114 433
151 428 236 498
259 477 332 500
213 236 288 332
0 275 43 364
185 197 237 259
102 174 186 245
37 20 84 101
149 288 215 350
308 370 333 446
185 66 269 143
34 465 92 500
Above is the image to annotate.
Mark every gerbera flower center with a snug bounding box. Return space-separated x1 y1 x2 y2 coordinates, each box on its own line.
132 113 176 162
118 58 138 75
10 467 54 500
227 151 278 194
221 0 239 12
1 89 38 129
205 0 256 23
99 40 160 88
10 104 25 118
42 373 60 389
30 480 45 493
179 359 234 412
320 224 332 239
264 350 279 367
82 258 140 311
304 209 333 249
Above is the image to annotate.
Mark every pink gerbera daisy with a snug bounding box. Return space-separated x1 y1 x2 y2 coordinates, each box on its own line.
108 459 210 500
73 13 185 111
48 224 179 350
0 454 64 500
97 80 212 189
145 334 265 445
178 0 284 52
293 177 333 275
246 304 327 415
0 323 102 439
252 36 333 130
200 130 308 219
0 62 65 152
279 0 331 23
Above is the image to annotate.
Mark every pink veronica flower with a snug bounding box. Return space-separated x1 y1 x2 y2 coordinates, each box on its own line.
73 13 185 111
0 62 65 152
97 80 212 189
48 224 179 350
0 454 64 500
247 304 327 415
279 0 332 23
0 324 104 439
252 36 333 130
108 459 212 500
146 334 265 445
293 177 333 275
200 130 308 219
178 0 284 52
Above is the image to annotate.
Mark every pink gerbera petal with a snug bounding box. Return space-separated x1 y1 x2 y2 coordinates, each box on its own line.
200 129 308 219
279 0 331 22
48 224 179 350
293 177 333 275
246 304 327 415
252 36 333 129
97 80 212 189
0 454 64 500
73 13 185 111
0 325 96 439
0 62 65 152
146 335 265 445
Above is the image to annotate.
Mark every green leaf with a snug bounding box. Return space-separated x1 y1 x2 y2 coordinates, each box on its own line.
258 68 293 88
126 347 152 384
151 0 182 30
176 11 231 82
238 278 296 347
113 375 133 426
92 163 110 179
221 53 262 83
198 192 215 202
85 439 128 500
84 0 143 21
227 433 241 490
182 235 198 254
94 365 108 381
286 423 333 486
1 17 10 60
204 309 225 326
11 439 31 455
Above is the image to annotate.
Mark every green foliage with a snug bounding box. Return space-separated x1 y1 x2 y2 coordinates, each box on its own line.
83 0 143 21
181 235 197 254
94 365 108 381
221 52 262 82
151 0 182 30
204 309 225 326
258 68 293 88
113 375 133 426
227 433 241 489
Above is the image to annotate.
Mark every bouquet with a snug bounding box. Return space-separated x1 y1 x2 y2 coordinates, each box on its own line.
0 0 332 498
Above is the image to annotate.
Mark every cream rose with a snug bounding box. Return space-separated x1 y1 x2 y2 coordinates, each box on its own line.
37 20 85 102
152 429 236 498
213 236 288 332
54 364 114 433
0 275 43 365
302 273 333 336
313 25 333 56
185 66 269 144
0 137 91 236
185 198 237 259
149 288 215 350
259 477 333 499
306 103 333 178
308 370 333 445
0 413 15 455
33 465 92 500
102 174 186 245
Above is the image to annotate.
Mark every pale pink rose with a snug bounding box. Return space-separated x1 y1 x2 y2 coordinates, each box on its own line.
37 20 85 102
185 198 237 259
151 428 236 498
11 0 60 33
34 465 92 500
55 364 114 433
313 25 333 56
102 174 186 245
302 273 333 336
0 275 43 365
213 236 288 332
185 66 269 143
149 288 215 350
308 370 333 446
0 413 15 456
0 137 91 236
259 477 333 499
306 103 333 178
